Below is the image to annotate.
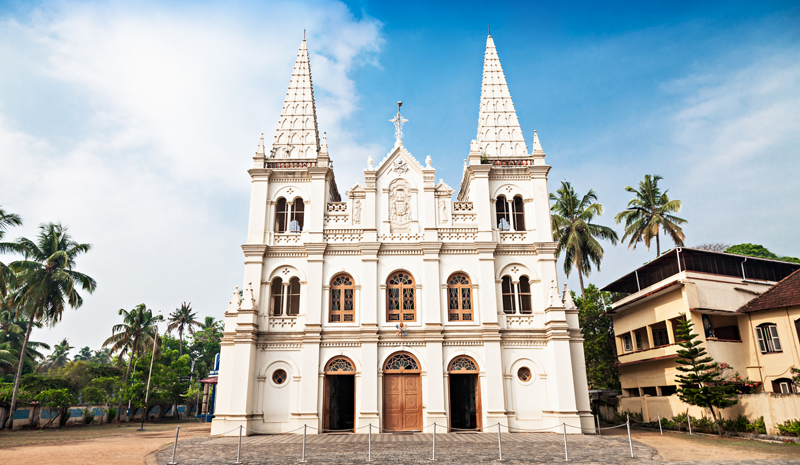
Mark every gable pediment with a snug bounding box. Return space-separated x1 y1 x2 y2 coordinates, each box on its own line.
374 143 425 179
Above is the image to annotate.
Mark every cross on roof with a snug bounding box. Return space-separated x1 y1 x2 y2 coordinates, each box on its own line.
389 101 408 143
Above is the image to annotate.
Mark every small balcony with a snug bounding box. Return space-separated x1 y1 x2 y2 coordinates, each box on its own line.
618 343 679 366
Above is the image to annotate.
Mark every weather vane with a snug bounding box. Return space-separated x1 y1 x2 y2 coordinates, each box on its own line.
389 101 408 143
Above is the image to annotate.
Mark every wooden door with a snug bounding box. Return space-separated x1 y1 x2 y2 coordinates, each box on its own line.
383 374 421 431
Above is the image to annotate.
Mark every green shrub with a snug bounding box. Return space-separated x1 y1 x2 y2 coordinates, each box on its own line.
81 407 94 425
34 389 76 427
105 407 117 423
723 415 751 432
777 419 800 437
751 416 766 434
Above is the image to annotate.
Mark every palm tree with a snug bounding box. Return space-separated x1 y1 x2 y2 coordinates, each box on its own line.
41 338 73 370
103 304 162 421
199 316 218 331
0 300 49 376
104 304 163 382
0 206 23 297
615 174 686 256
3 223 95 429
550 181 619 298
167 302 200 356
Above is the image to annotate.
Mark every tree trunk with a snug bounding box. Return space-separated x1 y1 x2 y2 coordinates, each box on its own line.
578 270 586 299
4 319 33 430
123 336 140 423
656 232 661 256
709 406 722 437
178 328 183 357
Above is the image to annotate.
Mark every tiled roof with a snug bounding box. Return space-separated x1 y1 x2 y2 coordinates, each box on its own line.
738 268 800 313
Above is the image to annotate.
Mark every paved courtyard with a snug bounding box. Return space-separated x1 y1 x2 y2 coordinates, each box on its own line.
153 430 792 464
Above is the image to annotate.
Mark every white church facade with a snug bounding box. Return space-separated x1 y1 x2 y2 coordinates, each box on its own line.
212 34 592 436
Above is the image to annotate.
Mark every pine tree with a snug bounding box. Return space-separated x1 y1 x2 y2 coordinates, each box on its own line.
674 314 738 436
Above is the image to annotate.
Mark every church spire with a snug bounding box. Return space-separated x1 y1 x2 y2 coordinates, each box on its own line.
270 38 320 159
475 34 528 158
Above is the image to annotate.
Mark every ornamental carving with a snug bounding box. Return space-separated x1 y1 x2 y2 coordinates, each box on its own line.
388 178 412 232
393 158 409 175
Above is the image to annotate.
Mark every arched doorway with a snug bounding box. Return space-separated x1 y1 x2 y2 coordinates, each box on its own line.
323 356 356 432
382 352 422 432
448 356 482 431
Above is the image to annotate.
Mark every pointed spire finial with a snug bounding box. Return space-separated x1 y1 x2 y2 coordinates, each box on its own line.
532 130 544 154
488 25 491 37
256 132 265 156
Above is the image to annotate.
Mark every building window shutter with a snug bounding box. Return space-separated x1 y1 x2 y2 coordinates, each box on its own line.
755 326 766 353
768 325 782 351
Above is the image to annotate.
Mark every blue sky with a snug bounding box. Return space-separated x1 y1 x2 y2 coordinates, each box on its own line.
1 0 798 350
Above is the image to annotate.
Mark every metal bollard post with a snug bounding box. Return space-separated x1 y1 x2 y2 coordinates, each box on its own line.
496 423 504 462
658 414 663 435
687 416 692 435
368 423 372 462
563 423 569 462
233 425 243 464
626 419 634 458
429 423 437 461
167 426 179 465
299 424 308 463
595 414 601 436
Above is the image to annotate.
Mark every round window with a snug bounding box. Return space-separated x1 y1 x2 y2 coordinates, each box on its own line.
517 367 531 382
272 369 287 385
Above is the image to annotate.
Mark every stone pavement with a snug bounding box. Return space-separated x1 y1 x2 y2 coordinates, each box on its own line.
156 431 800 464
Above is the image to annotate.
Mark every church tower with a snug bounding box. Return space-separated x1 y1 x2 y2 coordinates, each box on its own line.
212 33 591 437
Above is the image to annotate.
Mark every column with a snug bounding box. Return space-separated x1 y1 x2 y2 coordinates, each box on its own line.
358 243 380 428
246 170 271 244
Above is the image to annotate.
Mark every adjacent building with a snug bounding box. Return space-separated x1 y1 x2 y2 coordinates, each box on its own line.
210 34 593 436
602 248 800 430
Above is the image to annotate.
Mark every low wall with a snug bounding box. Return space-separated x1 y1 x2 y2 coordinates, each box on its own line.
0 404 195 429
618 393 800 435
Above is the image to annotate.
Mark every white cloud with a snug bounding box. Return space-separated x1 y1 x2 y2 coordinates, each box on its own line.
0 0 382 349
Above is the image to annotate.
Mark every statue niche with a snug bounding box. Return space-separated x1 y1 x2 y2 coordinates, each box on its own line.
388 178 413 232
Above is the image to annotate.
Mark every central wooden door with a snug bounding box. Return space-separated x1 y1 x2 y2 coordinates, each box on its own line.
383 374 421 431
382 352 422 432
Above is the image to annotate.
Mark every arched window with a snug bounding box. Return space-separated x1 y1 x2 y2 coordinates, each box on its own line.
756 323 782 353
325 356 355 373
501 276 516 314
275 197 304 233
448 356 478 373
387 271 416 322
275 198 288 233
287 277 301 315
512 195 525 231
270 278 284 316
518 276 532 314
447 273 473 322
330 274 355 322
501 275 533 314
290 198 304 232
384 352 420 372
496 196 510 231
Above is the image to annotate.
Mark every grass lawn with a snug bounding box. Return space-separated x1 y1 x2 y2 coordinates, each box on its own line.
0 419 208 448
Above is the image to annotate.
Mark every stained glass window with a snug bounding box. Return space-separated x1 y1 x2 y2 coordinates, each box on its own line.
449 356 478 372
329 274 355 323
447 273 473 321
517 367 531 382
387 271 415 322
384 353 420 372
